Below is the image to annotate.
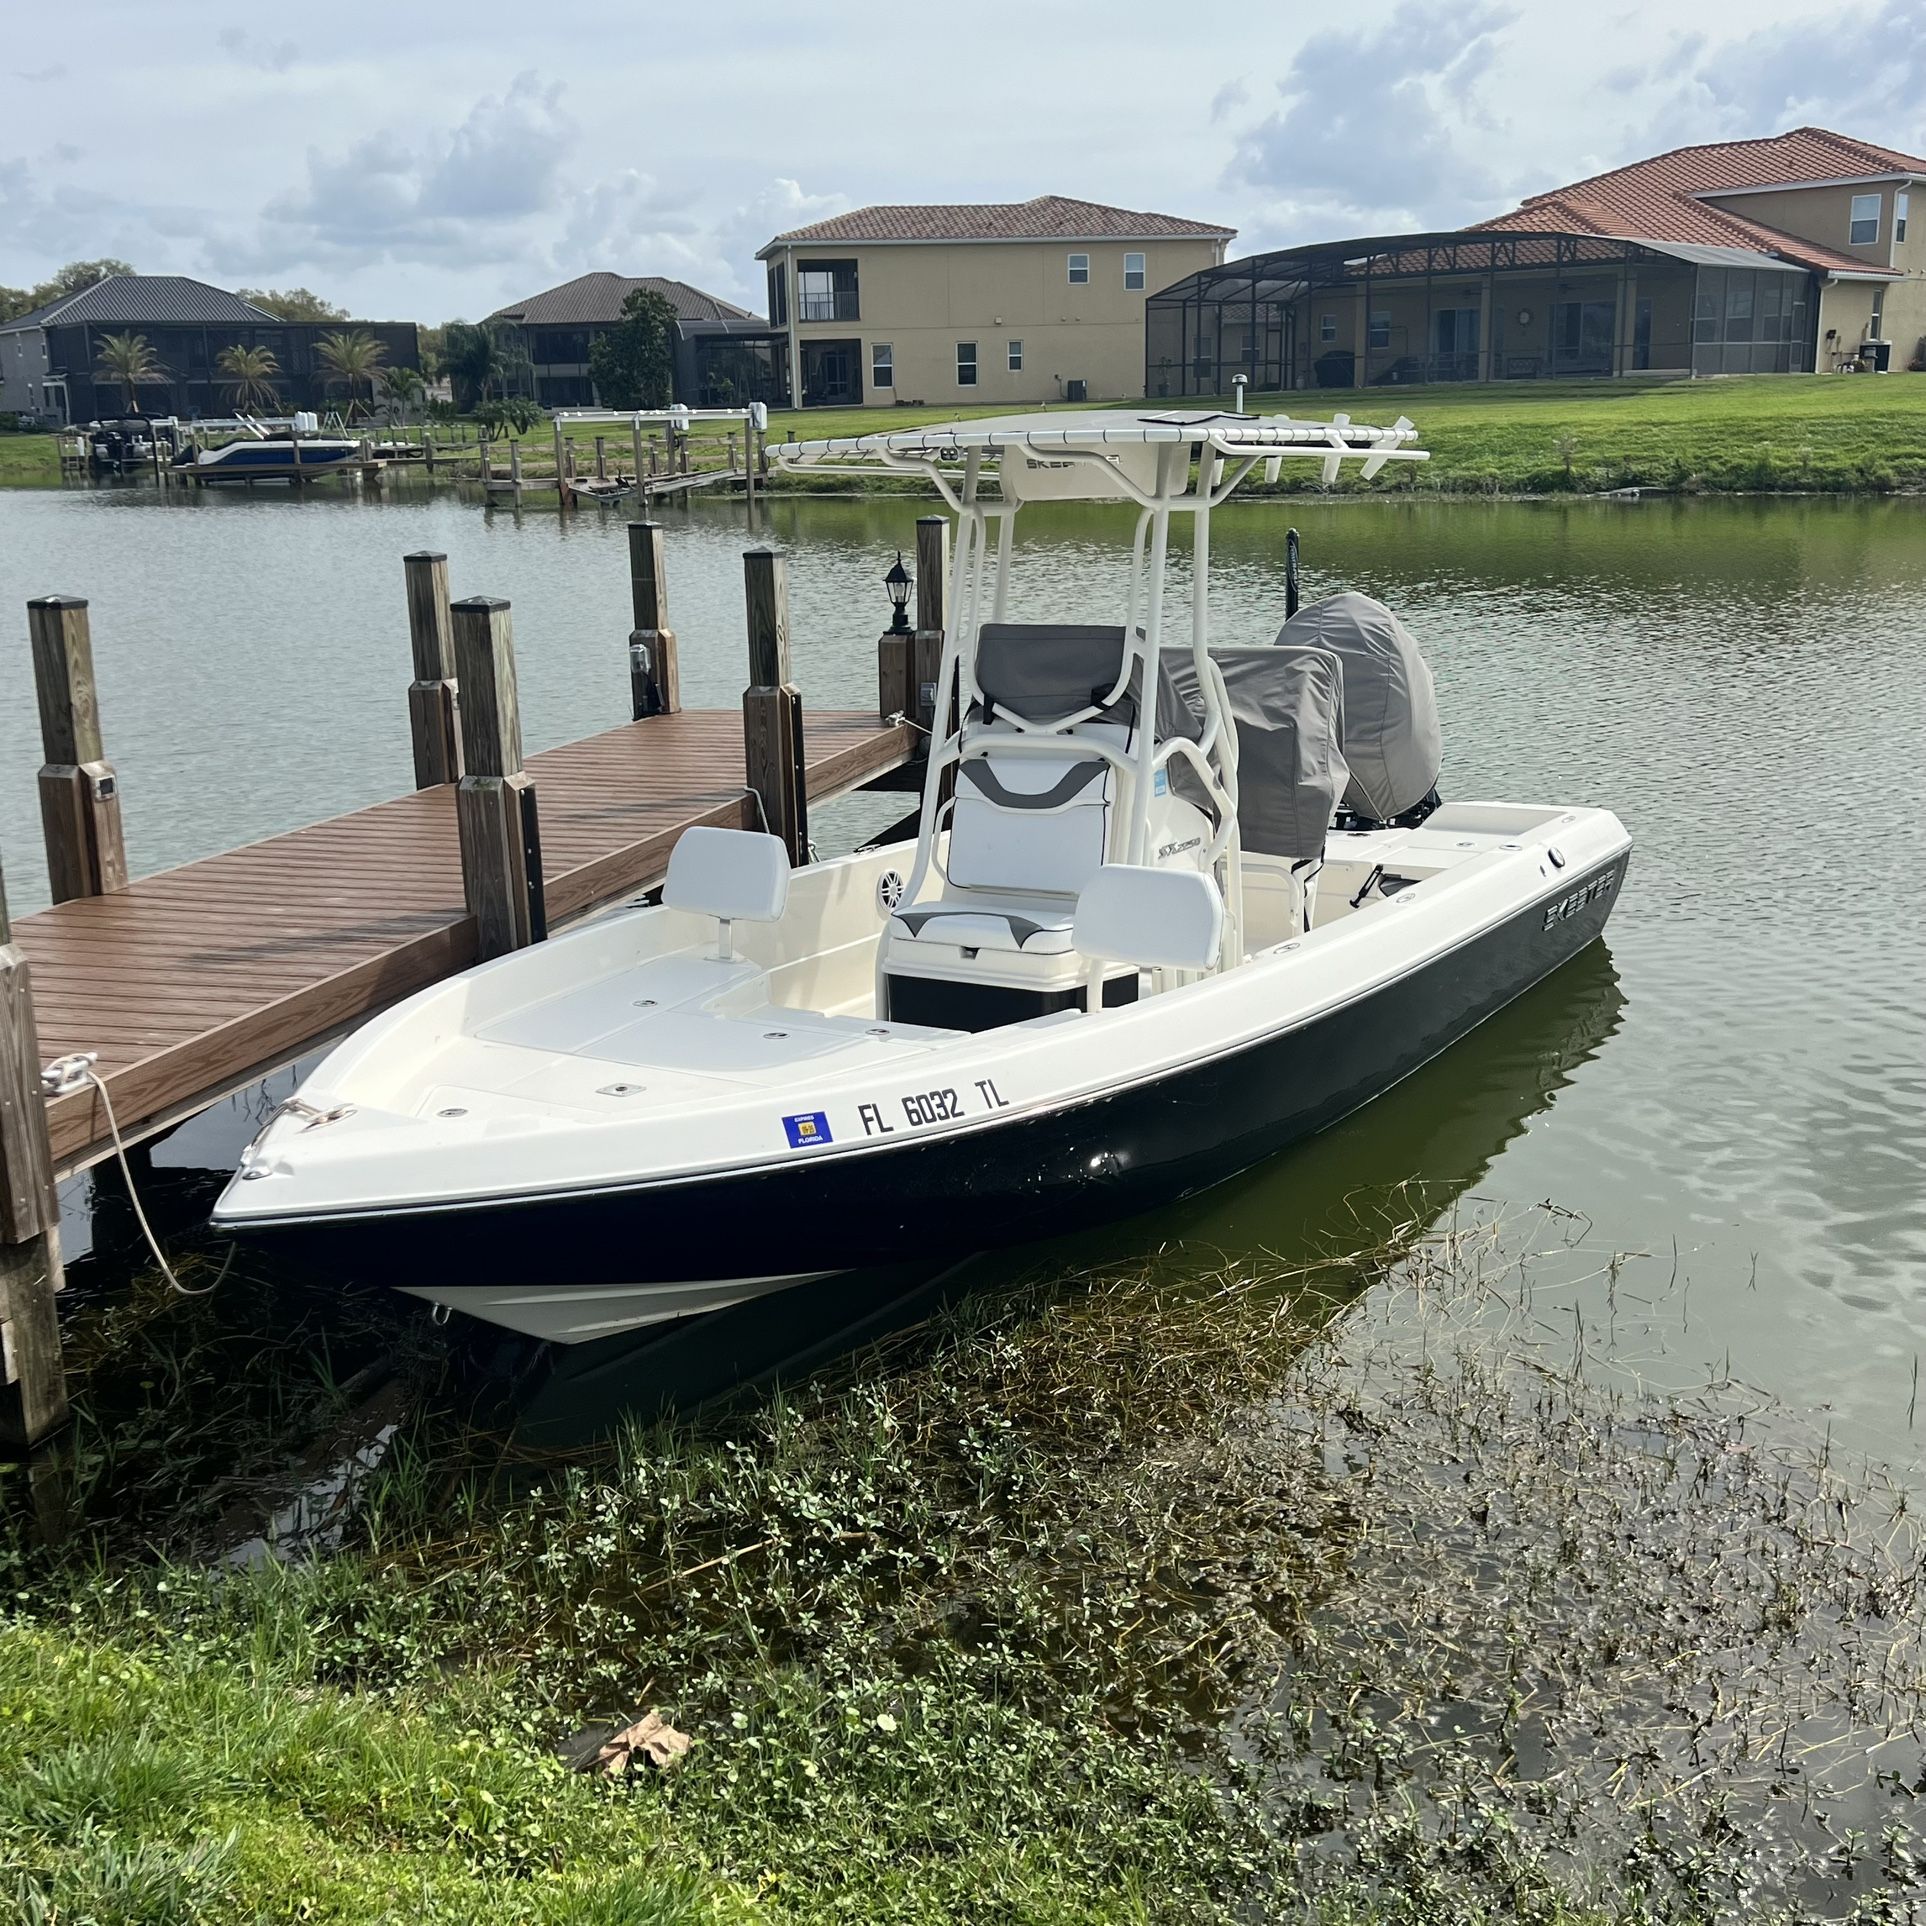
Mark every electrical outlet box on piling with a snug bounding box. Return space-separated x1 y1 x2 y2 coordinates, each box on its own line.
28 596 127 904
627 523 680 720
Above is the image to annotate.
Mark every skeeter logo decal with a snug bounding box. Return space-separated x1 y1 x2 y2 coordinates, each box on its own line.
1543 863 1620 930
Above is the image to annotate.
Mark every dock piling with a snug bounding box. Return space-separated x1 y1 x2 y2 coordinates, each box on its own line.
742 548 808 864
28 595 127 904
912 515 950 735
594 435 608 481
452 598 545 959
0 860 68 1449
627 523 681 719
403 553 462 788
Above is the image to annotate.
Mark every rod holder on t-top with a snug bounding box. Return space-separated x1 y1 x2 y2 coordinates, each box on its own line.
1285 526 1301 619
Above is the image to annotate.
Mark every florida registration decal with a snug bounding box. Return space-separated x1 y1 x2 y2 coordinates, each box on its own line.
783 1111 834 1149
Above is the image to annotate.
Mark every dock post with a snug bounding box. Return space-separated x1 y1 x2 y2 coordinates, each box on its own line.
626 522 681 718
631 419 645 483
0 860 68 1449
509 439 523 490
403 553 462 787
452 597 545 959
741 548 807 865
594 435 608 481
28 595 128 904
912 515 950 735
1285 527 1301 619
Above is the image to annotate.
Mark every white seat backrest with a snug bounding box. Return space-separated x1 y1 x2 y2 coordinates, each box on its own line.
948 719 1124 897
1074 865 1223 971
664 827 790 923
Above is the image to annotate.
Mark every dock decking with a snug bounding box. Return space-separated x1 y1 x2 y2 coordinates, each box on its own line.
15 708 913 1174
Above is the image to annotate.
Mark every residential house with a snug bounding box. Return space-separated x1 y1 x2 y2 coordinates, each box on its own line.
484 272 787 409
0 275 419 423
757 195 1235 407
1147 127 1924 394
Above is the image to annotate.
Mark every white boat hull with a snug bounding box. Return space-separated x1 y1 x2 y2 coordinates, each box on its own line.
213 805 1631 1340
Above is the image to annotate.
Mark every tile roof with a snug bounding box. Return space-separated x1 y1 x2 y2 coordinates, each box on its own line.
1475 127 1922 277
1 275 281 332
488 272 758 327
759 194 1236 251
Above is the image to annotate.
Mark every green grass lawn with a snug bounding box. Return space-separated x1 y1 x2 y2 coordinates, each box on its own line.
0 435 60 487
11 375 1924 495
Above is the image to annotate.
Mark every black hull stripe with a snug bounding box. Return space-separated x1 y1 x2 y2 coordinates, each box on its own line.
231 854 1628 1290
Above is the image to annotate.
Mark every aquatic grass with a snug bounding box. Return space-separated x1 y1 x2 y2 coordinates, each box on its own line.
8 1201 1926 1919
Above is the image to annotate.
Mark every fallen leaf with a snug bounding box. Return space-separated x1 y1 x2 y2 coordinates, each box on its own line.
592 1709 692 1776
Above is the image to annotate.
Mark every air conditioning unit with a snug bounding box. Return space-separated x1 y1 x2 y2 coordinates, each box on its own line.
1065 378 1088 402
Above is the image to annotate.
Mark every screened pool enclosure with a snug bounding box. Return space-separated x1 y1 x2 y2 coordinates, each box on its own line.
1145 230 1818 396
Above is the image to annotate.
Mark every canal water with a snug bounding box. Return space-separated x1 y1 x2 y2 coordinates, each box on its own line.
1 480 1923 1464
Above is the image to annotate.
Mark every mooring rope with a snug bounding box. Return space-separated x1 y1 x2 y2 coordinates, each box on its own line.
39 1052 234 1298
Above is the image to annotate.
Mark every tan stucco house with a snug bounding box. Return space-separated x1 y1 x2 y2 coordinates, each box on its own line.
1148 127 1924 394
757 195 1234 407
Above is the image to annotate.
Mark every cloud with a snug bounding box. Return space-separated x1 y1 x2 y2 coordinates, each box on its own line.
1229 1 1518 237
1615 1 1926 153
10 64 67 84
261 72 576 264
1210 79 1248 123
216 28 298 74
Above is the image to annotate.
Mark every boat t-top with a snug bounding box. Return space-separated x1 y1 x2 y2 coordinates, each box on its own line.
213 408 1631 1340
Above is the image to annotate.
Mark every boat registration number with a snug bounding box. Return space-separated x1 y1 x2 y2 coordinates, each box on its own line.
857 1078 1010 1139
1543 863 1620 930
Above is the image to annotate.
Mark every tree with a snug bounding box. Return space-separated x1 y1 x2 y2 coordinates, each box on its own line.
440 322 507 411
315 329 389 419
95 331 165 413
475 396 540 438
587 289 677 410
216 343 282 412
376 365 426 422
238 286 350 321
40 258 135 300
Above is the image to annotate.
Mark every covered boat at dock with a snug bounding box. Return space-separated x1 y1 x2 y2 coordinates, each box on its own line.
212 408 1630 1340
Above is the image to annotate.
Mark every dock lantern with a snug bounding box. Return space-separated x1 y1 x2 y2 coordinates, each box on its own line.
885 550 912 633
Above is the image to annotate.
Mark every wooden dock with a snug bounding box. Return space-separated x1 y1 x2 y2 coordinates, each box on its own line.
0 522 927 1447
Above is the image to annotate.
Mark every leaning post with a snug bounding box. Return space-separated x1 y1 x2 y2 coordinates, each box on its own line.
403 552 462 787
911 515 950 736
0 859 69 1448
741 548 807 865
1285 527 1302 620
626 522 681 718
451 597 545 959
27 595 127 904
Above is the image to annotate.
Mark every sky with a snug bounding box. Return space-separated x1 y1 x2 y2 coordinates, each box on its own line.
2 0 1921 323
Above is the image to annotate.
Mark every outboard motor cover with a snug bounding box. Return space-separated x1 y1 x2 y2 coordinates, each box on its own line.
1275 592 1441 821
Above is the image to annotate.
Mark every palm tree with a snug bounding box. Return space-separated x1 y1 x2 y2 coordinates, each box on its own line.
442 322 507 410
94 331 164 414
216 343 281 413
316 329 389 420
376 364 425 423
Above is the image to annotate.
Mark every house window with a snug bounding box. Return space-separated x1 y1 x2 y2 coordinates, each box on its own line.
1367 311 1391 351
797 260 859 322
1007 339 1023 372
1898 191 1910 243
1319 313 1337 342
1123 251 1146 291
870 342 893 387
956 341 978 386
1067 253 1089 285
1849 193 1881 246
